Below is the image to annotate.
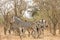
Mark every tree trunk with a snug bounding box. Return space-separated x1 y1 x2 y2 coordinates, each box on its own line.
52 25 56 35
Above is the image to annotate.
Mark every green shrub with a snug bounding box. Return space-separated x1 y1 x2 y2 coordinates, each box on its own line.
0 17 4 24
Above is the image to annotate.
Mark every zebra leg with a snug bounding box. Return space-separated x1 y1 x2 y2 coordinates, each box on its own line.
17 30 22 40
40 28 44 38
9 29 11 34
31 30 38 39
16 28 22 40
37 28 41 38
8 25 11 34
27 30 30 37
20 28 25 37
22 29 26 38
31 26 38 38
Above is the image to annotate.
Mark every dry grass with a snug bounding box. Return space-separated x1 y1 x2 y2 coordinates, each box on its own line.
0 25 60 40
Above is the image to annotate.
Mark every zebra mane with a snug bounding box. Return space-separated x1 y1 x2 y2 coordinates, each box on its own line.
13 16 24 24
13 16 22 21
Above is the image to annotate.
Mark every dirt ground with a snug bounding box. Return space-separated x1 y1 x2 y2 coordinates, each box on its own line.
0 25 60 40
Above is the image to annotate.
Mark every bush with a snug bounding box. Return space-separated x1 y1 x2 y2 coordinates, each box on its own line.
0 17 4 24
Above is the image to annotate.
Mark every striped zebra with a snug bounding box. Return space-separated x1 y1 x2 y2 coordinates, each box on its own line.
9 16 34 37
31 19 47 38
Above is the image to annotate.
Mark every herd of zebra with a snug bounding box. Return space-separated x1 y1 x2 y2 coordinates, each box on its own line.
3 16 48 39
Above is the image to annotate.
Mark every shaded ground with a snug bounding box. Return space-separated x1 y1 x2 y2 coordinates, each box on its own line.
0 25 60 40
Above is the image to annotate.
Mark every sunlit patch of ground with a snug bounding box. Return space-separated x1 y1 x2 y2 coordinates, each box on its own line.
0 25 60 40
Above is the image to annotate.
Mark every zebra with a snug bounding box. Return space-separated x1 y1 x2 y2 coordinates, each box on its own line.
9 16 35 37
37 19 47 38
4 15 47 39
31 19 47 38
